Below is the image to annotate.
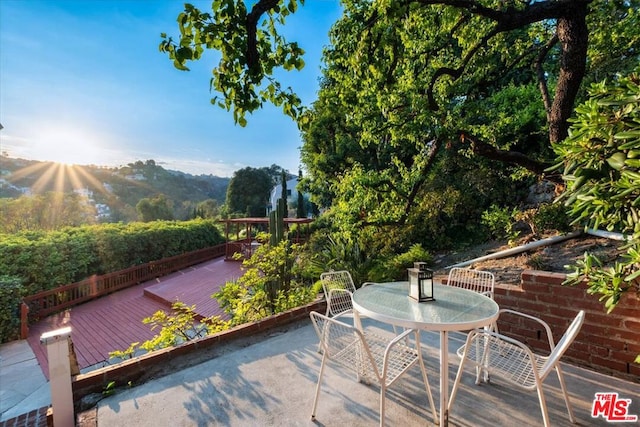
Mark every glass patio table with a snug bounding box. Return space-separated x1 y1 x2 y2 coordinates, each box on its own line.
352 281 499 427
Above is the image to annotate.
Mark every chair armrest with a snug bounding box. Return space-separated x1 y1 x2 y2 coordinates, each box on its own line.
388 328 415 347
498 309 555 350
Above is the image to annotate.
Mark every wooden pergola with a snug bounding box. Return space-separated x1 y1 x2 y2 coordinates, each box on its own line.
220 217 314 260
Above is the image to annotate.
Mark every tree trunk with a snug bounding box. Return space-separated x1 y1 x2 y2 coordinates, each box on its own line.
548 4 589 144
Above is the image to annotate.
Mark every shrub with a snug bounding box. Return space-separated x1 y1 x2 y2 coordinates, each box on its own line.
532 203 573 234
0 276 24 342
481 204 519 241
0 219 225 296
369 244 433 282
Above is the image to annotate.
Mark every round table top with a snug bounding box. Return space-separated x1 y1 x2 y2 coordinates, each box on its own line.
352 281 499 332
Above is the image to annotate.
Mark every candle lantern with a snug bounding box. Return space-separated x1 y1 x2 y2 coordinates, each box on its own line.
408 263 434 302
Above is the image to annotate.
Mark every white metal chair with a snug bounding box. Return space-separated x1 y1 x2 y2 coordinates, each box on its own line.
448 309 585 427
309 311 438 426
320 270 357 317
446 267 495 299
446 267 496 381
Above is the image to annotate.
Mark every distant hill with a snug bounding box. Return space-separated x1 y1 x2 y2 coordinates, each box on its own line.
0 157 229 222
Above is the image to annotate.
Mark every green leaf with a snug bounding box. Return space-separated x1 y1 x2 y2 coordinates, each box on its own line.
607 152 627 170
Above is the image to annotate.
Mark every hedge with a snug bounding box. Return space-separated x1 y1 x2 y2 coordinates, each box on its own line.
0 219 224 297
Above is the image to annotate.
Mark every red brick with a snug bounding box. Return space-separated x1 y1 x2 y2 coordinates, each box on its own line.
583 343 609 357
610 350 638 364
590 355 629 372
521 281 551 294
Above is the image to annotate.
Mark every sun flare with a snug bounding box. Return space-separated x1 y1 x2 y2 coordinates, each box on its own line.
33 123 108 166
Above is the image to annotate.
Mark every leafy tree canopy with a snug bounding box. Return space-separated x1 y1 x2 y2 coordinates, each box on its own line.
225 166 274 216
160 0 307 127
136 194 175 222
162 0 638 250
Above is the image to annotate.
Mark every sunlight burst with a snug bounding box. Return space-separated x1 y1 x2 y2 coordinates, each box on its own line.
33 123 108 166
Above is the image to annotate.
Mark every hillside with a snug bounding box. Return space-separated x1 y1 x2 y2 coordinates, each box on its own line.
432 233 624 284
0 157 230 221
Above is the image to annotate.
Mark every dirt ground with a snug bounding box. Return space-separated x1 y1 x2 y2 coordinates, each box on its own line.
431 232 624 284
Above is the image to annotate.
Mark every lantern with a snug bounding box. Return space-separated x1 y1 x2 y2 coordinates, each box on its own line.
408 262 434 302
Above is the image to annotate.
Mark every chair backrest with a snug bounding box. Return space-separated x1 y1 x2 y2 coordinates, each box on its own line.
320 270 357 316
446 267 495 298
320 270 356 293
539 310 585 380
310 311 371 376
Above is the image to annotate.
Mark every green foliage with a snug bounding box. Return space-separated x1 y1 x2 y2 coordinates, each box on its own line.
139 302 228 352
0 219 224 296
0 276 24 342
136 194 174 222
160 1 306 125
215 239 317 325
194 199 220 219
108 342 140 361
481 205 520 241
527 203 573 235
0 192 97 233
102 381 117 397
553 71 640 311
306 232 379 287
109 302 231 359
225 167 274 216
369 244 433 282
269 198 286 246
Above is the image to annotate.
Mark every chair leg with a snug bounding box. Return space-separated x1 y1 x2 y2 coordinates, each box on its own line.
476 328 492 384
311 353 328 420
379 382 387 427
555 365 576 423
535 381 551 427
415 331 438 424
448 346 468 414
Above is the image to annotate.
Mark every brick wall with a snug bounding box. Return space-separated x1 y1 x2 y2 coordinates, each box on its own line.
494 269 640 381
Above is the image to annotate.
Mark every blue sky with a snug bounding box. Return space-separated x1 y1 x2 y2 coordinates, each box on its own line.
0 0 342 177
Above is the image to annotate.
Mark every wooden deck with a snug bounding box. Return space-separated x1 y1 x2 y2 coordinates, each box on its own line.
26 258 244 378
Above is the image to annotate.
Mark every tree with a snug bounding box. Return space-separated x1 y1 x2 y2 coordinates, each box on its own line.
136 194 174 222
162 1 637 168
0 192 97 233
161 0 638 250
196 199 220 219
280 169 288 218
162 1 637 215
296 169 306 218
225 167 273 216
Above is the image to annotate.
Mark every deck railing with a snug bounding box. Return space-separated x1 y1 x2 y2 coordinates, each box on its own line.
20 244 226 338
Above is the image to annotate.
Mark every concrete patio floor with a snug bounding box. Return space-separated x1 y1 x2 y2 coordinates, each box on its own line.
79 317 640 427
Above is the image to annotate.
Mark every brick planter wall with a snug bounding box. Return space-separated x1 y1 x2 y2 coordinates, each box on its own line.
494 270 640 381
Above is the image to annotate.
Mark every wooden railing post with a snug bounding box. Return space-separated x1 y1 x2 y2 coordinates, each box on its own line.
41 327 75 427
20 302 29 339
